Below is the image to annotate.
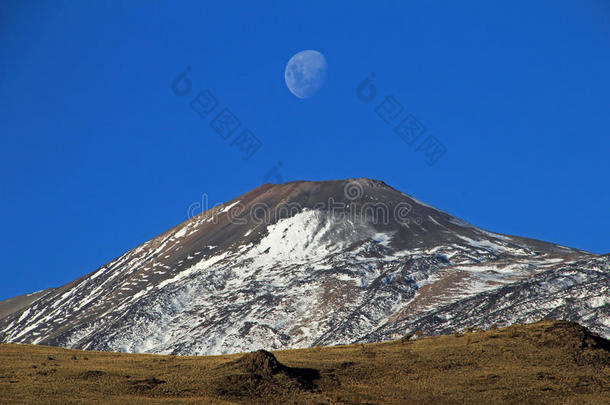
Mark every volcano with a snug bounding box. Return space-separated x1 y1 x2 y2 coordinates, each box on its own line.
1 179 608 354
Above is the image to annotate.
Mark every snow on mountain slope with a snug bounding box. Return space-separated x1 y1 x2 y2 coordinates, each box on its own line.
0 179 604 355
361 254 610 341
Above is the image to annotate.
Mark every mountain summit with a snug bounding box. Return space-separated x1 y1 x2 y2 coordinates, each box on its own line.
1 179 607 354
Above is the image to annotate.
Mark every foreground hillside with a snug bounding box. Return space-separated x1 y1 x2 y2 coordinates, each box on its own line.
1 320 610 404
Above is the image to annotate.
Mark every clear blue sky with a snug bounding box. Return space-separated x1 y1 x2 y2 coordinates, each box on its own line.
1 1 609 300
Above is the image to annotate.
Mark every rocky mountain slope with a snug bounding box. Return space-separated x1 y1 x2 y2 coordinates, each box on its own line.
0 179 606 355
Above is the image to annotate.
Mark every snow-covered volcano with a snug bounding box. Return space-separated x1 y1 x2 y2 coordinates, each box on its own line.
1 179 607 354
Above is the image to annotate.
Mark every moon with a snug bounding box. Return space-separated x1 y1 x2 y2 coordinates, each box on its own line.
284 50 327 99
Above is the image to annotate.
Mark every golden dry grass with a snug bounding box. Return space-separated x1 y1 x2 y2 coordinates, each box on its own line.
1 320 609 404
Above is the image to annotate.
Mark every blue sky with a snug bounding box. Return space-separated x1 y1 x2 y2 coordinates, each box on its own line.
1 1 609 300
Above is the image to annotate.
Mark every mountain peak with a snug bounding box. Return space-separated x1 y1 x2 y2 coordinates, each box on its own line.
0 179 602 356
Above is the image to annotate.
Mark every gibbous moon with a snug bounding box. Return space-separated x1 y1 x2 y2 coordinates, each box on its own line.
284 50 327 99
